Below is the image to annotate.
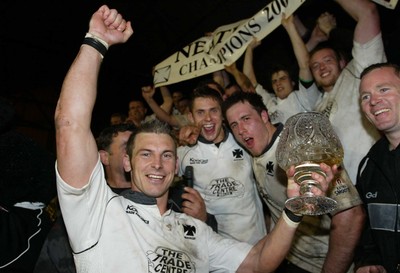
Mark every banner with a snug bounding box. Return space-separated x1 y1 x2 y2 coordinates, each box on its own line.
371 0 398 9
153 0 306 87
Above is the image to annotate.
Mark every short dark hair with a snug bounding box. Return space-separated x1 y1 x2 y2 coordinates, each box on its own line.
269 64 294 81
189 85 223 112
309 42 342 63
96 123 137 151
126 119 176 159
360 62 400 80
222 91 267 121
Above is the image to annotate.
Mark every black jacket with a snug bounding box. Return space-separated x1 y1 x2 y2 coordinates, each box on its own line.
355 136 400 272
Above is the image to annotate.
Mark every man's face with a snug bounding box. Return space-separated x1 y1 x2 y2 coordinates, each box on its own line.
177 99 189 114
172 91 183 107
360 67 400 134
124 132 178 200
271 70 294 99
105 131 132 180
224 84 241 100
110 116 124 125
310 48 342 92
225 101 271 157
128 101 147 122
189 97 224 143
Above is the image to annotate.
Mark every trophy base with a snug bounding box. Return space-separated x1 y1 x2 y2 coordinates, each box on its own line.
285 195 337 216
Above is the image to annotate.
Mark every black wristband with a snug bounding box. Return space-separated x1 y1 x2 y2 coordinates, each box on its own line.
284 208 303 223
82 37 107 57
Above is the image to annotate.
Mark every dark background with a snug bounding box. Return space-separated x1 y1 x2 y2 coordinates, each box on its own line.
1 0 400 152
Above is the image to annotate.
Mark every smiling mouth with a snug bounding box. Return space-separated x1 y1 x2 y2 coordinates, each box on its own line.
203 123 214 131
374 109 390 116
321 72 329 78
147 174 164 180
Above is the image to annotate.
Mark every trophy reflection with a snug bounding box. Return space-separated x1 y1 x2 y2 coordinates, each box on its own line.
276 112 343 215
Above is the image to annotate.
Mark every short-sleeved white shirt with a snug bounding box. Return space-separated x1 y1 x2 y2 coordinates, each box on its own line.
56 158 252 273
177 131 266 245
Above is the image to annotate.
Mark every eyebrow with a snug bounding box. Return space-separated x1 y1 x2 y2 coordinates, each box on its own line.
137 148 175 154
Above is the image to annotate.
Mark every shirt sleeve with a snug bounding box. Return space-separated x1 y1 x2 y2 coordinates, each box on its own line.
56 157 116 252
350 33 387 77
206 226 253 272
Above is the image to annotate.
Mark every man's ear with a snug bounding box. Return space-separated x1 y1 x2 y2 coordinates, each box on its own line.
339 58 347 70
175 156 179 176
261 110 270 124
123 154 132 172
99 150 109 166
188 112 194 123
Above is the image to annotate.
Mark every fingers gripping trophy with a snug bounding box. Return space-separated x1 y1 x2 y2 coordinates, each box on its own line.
276 112 343 215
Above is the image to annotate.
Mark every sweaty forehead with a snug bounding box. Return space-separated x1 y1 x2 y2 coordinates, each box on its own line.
135 132 176 150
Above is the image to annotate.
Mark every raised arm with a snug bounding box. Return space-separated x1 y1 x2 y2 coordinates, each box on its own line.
54 5 133 188
281 14 312 82
159 86 174 114
243 38 261 87
224 62 255 93
305 12 336 52
142 86 180 127
335 0 380 44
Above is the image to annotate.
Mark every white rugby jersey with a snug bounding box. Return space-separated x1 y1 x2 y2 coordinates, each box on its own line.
253 124 362 273
178 131 266 245
56 158 252 273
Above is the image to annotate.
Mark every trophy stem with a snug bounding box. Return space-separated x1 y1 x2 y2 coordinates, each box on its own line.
287 162 337 215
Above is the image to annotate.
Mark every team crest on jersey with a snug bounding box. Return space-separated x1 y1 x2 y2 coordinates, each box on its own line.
126 205 149 224
232 148 244 161
204 177 245 200
147 247 195 273
182 224 196 239
266 161 274 176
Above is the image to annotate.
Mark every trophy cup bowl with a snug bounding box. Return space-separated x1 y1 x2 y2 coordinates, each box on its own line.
276 112 343 215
